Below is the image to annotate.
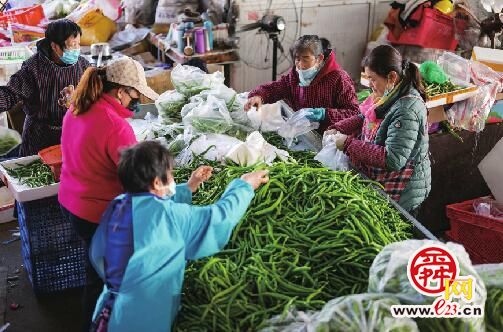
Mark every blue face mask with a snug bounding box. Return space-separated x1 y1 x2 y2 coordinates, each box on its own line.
297 65 320 87
60 49 80 65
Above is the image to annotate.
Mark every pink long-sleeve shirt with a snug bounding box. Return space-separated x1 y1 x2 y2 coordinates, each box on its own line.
58 94 137 223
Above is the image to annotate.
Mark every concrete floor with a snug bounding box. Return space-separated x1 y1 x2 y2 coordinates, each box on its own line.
0 220 82 332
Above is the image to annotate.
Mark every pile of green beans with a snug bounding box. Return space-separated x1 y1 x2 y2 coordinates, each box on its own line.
4 159 56 188
173 158 413 331
0 136 19 155
424 80 464 98
486 287 503 332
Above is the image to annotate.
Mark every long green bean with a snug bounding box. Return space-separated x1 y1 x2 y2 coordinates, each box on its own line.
173 157 413 331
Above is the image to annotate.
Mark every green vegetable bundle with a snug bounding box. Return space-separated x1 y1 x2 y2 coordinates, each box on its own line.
4 159 56 188
486 287 503 332
173 159 413 331
424 80 464 98
0 136 19 155
264 293 418 332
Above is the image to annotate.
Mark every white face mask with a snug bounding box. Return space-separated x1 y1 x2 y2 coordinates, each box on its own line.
165 180 176 198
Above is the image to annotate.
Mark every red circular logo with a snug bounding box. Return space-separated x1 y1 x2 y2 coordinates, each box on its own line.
408 246 458 296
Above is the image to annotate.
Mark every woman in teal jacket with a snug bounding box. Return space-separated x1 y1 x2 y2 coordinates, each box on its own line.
89 141 269 332
331 45 431 213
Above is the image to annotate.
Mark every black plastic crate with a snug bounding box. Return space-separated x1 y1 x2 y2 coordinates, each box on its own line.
17 195 87 294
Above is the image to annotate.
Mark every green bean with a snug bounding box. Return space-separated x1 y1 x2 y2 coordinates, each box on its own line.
172 154 413 331
4 160 56 188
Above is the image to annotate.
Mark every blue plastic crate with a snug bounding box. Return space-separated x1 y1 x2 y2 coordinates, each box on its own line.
17 195 87 294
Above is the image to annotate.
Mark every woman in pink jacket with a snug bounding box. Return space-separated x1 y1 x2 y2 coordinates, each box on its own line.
58 57 158 332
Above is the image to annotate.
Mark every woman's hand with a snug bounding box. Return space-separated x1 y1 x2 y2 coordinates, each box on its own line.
334 133 348 150
241 170 269 190
244 96 263 112
187 166 213 192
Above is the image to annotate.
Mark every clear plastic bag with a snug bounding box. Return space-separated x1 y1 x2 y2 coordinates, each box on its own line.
473 197 503 220
447 83 496 132
262 293 418 332
0 127 21 156
446 60 503 132
437 52 472 86
277 109 319 147
183 95 233 131
155 90 186 121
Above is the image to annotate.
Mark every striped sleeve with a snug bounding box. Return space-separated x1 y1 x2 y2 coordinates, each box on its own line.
324 70 359 126
0 61 36 112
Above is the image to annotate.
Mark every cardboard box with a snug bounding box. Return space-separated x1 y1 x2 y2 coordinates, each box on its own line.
479 138 503 204
472 47 503 73
141 68 174 103
427 105 447 123
120 39 150 57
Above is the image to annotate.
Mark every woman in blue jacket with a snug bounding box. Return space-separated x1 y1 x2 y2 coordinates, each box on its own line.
89 141 269 332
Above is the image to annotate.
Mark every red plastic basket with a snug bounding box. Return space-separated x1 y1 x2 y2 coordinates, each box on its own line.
446 198 503 264
0 5 45 29
387 7 458 51
38 145 62 182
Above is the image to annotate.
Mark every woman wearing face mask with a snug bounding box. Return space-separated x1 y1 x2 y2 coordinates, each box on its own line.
89 141 269 332
0 19 89 157
59 56 158 332
330 45 431 214
244 35 359 132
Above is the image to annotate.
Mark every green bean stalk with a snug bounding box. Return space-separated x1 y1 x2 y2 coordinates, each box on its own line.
173 158 413 331
4 159 56 188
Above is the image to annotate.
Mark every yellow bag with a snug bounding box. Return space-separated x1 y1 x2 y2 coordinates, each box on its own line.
72 8 117 46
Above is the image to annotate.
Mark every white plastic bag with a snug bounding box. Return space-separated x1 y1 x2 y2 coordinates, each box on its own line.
189 134 242 162
0 127 21 156
108 26 150 50
226 131 289 166
155 90 186 121
277 109 319 147
246 102 287 133
314 131 350 171
262 293 418 332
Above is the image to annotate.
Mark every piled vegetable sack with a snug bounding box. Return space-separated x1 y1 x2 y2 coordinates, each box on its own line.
0 136 19 155
368 240 487 332
173 157 413 331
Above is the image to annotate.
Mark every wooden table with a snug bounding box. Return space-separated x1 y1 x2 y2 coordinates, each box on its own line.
148 32 239 86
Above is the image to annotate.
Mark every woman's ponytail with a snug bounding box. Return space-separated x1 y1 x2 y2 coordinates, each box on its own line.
71 67 106 115
401 59 426 101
